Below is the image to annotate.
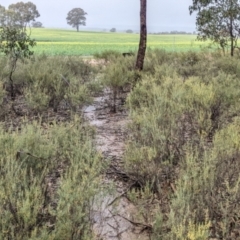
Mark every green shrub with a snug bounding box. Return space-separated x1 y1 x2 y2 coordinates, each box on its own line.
0 26 36 100
124 49 240 239
94 50 122 62
214 55 240 76
144 49 174 72
0 55 98 114
23 56 94 112
0 117 103 239
0 81 5 104
100 55 135 112
163 119 240 239
0 56 8 81
124 75 186 191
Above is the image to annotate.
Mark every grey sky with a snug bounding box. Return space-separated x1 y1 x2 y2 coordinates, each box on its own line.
1 0 196 32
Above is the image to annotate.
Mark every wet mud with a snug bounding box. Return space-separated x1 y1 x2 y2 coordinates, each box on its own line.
83 92 150 240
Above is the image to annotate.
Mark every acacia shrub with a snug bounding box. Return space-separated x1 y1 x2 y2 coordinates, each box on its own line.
125 70 240 187
100 55 136 112
140 49 214 82
163 119 240 239
124 74 186 191
143 49 175 75
124 50 240 238
23 56 95 112
0 117 102 239
0 56 8 80
94 50 122 62
0 57 9 118
213 55 240 77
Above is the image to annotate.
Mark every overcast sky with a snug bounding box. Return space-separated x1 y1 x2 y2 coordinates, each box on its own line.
1 0 196 32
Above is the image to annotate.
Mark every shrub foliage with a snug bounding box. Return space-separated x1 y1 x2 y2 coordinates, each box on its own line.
0 117 102 239
122 49 240 239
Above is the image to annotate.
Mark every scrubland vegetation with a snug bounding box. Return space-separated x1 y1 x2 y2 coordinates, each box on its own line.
1 46 240 239
0 55 103 239
99 49 240 239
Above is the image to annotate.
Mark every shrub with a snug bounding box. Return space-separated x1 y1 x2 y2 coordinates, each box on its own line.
0 117 103 239
124 75 186 191
0 81 5 104
100 55 136 112
125 70 240 189
0 26 36 100
143 49 175 74
23 56 94 112
123 49 240 239
163 119 240 239
94 50 122 62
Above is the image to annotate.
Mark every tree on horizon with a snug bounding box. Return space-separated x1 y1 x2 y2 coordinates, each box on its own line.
66 8 87 32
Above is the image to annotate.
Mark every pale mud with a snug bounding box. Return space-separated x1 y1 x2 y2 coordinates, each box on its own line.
83 91 150 240
84 58 106 66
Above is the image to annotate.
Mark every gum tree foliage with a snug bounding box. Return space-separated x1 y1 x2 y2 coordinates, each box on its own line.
0 2 40 28
0 5 6 27
189 0 240 56
0 27 36 100
32 21 43 28
66 8 87 32
9 1 40 28
135 0 147 71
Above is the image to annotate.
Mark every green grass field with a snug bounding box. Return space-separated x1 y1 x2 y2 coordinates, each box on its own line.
30 28 208 56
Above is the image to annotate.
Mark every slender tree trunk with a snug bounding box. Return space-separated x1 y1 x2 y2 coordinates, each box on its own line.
135 0 147 71
77 25 79 32
9 57 17 101
230 20 234 57
229 0 234 57
230 37 234 57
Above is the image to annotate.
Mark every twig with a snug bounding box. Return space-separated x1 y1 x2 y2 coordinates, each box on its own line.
170 183 176 193
107 181 138 207
107 222 118 230
60 74 71 86
118 214 152 230
107 191 127 207
16 150 47 160
107 165 131 179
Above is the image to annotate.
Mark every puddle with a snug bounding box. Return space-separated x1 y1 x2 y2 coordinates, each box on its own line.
90 119 105 127
84 105 96 113
83 92 150 240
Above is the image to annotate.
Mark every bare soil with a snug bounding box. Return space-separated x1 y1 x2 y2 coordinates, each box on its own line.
84 90 150 240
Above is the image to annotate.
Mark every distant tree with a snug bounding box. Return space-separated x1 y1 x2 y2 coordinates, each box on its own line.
135 0 147 71
126 29 133 33
32 21 43 28
189 0 240 56
110 28 116 32
8 1 40 28
66 8 87 32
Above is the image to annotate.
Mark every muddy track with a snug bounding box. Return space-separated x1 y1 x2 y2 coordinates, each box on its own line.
83 90 150 240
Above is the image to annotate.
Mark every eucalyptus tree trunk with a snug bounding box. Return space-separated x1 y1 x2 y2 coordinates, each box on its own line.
229 0 234 57
135 0 147 71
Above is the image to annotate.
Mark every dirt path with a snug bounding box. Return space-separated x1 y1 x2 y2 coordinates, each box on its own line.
83 91 150 240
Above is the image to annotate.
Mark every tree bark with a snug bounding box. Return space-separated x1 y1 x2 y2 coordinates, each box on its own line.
229 6 234 57
135 0 147 71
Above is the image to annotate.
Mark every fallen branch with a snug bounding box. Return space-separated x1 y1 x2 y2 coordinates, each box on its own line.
116 213 153 231
107 181 140 207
